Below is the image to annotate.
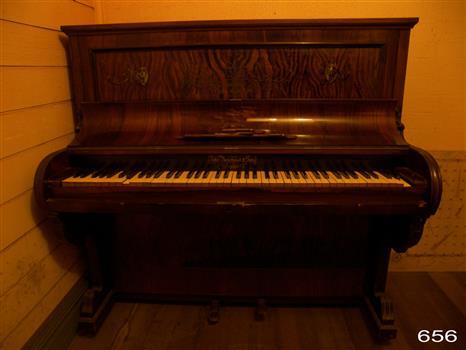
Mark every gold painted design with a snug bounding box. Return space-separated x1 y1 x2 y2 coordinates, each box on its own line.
322 62 350 84
108 66 149 87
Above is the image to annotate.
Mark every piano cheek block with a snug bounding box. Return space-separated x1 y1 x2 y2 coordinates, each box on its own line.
34 18 441 340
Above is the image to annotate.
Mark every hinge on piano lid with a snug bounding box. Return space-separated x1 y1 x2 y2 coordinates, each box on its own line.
394 106 405 135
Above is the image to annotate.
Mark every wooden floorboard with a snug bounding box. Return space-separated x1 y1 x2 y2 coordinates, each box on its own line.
68 272 466 350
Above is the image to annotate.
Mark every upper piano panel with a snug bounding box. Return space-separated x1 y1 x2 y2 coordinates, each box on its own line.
62 19 417 105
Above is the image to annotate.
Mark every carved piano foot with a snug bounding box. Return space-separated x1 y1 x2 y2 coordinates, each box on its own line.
363 293 397 341
78 287 114 335
207 299 220 325
255 299 267 321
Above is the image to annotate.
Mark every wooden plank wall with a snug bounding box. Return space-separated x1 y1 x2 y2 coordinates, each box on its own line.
0 1 95 348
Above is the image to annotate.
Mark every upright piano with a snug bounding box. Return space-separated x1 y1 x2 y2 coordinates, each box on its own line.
35 19 442 340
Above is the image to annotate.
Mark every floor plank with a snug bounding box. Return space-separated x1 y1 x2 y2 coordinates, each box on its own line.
429 272 466 318
68 273 466 350
388 272 466 350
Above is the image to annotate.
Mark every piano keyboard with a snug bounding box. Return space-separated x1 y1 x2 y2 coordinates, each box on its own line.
62 160 411 188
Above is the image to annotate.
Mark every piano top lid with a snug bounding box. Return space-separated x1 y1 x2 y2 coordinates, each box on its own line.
62 17 418 152
61 18 419 34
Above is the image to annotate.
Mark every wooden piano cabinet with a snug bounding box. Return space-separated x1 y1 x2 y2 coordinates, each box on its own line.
34 19 443 341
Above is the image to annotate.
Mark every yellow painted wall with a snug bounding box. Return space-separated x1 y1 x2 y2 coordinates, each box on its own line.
96 0 465 271
0 1 95 348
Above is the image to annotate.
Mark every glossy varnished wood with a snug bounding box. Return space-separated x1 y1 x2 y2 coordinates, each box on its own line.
77 100 404 147
68 272 466 350
34 19 443 340
61 18 416 126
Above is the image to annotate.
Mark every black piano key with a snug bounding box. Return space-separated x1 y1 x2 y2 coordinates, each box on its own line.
236 170 241 179
153 161 168 178
296 161 308 179
118 162 136 178
215 169 222 179
105 164 122 178
314 163 330 179
90 165 107 178
379 169 393 179
174 161 187 178
99 163 115 178
244 169 249 179
187 161 197 179
223 170 230 179
201 164 210 179
124 162 142 178
328 161 342 179
79 168 95 178
334 161 350 179
342 161 358 179
363 163 379 179
271 161 279 179
136 162 153 178
354 163 371 179
307 161 321 179
263 161 270 179
252 168 257 179
94 163 110 178
143 161 160 178
289 161 299 179
194 162 205 179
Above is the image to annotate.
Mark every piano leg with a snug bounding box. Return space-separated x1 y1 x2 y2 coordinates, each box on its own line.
363 219 397 341
62 214 115 335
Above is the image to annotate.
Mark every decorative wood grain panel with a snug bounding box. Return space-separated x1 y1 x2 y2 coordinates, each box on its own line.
1 133 74 204
1 0 94 31
1 101 74 158
0 219 62 296
0 190 46 251
94 45 385 101
0 260 83 349
0 67 71 112
0 21 67 66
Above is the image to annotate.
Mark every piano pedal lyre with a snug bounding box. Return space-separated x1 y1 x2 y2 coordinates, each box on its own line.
207 299 220 325
254 298 267 321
